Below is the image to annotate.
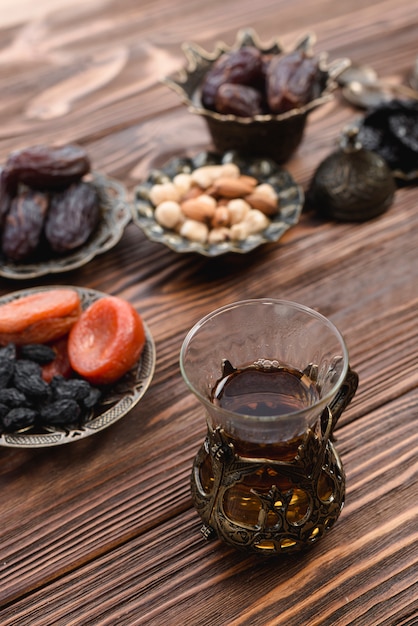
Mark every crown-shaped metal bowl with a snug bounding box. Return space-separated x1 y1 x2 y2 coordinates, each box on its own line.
163 29 350 164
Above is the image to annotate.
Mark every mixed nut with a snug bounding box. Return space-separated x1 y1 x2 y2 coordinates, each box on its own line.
148 162 280 244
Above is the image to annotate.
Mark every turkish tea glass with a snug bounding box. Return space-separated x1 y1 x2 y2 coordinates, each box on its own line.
180 299 358 556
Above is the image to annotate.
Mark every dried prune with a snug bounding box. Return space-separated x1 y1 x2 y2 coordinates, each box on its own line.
3 144 90 191
215 83 263 116
201 46 265 110
44 181 100 253
358 100 418 174
388 112 418 153
19 344 56 365
40 398 81 427
13 359 49 399
267 50 319 113
1 189 49 261
0 387 27 407
2 407 37 432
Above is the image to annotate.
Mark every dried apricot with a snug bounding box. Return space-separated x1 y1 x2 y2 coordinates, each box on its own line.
0 288 81 346
68 296 145 385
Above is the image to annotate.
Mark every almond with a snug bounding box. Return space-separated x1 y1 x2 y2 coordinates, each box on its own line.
245 192 279 216
211 176 257 198
181 196 216 222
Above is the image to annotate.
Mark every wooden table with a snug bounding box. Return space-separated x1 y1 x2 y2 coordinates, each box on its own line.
0 1 417 624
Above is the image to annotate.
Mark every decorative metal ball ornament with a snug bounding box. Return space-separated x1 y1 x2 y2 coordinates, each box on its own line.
308 126 396 221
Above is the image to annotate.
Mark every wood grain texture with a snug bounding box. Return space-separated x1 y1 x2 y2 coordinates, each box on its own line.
0 0 417 624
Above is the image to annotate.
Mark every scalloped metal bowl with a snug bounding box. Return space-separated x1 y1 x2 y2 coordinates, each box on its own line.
0 172 131 280
163 28 350 164
0 286 156 448
132 151 304 257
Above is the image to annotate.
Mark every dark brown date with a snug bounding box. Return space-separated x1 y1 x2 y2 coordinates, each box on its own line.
201 46 265 110
215 83 263 117
44 181 100 253
267 50 319 113
1 189 49 261
0 170 12 230
3 144 90 191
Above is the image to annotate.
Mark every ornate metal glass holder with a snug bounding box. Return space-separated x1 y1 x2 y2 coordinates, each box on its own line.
191 370 358 555
180 299 359 557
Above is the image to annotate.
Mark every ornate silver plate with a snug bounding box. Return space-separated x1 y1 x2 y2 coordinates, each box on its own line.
132 151 304 257
0 286 156 448
0 172 131 280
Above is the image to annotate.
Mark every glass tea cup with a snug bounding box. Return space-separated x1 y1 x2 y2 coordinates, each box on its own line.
180 299 358 556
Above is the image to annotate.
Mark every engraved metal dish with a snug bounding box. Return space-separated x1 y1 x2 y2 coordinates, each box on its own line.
132 150 304 257
0 286 156 448
163 28 350 164
0 172 131 280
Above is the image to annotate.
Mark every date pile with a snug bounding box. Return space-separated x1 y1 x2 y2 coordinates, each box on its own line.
0 343 101 434
0 144 100 262
150 162 280 244
201 46 321 117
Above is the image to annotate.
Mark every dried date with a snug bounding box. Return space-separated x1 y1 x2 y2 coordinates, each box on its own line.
201 46 265 110
267 50 319 113
215 83 263 116
0 170 12 230
3 144 91 191
1 189 49 261
44 181 100 253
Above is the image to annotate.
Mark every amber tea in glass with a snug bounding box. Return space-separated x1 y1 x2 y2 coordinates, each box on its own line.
180 299 358 556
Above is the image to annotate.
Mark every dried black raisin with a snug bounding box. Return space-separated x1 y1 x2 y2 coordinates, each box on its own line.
13 360 49 399
0 387 28 407
19 344 56 364
2 407 37 432
40 398 81 427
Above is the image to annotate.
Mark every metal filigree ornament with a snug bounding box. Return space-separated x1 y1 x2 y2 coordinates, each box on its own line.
191 366 358 556
308 126 396 221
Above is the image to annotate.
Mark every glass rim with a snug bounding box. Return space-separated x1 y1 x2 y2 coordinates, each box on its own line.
179 298 350 424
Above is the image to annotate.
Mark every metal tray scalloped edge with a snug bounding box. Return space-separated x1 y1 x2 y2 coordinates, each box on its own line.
0 286 156 448
132 152 304 257
0 172 132 280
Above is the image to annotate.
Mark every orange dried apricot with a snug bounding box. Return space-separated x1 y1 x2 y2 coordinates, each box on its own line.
68 296 145 385
0 288 81 346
